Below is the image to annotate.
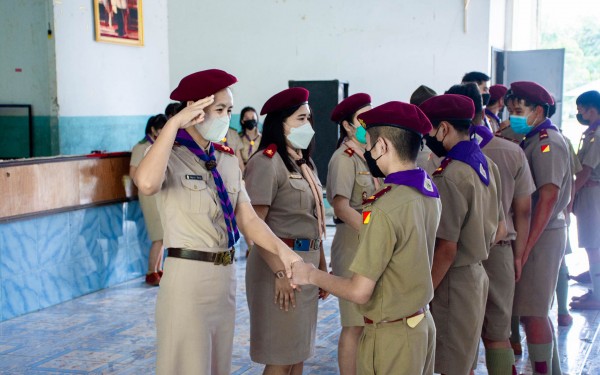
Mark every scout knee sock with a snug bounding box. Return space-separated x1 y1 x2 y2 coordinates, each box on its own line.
510 316 521 343
556 262 570 314
527 342 553 374
485 348 516 375
591 262 600 300
551 331 562 375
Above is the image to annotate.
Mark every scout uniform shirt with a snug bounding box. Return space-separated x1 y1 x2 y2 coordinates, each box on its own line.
577 121 600 182
349 168 441 322
239 132 262 165
155 142 249 250
521 119 572 229
221 128 243 154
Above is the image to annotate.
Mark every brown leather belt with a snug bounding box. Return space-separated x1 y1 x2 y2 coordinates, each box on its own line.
495 240 512 247
167 248 235 266
279 237 321 251
364 307 426 325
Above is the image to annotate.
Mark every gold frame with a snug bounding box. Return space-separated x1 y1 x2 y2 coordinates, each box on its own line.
93 0 144 46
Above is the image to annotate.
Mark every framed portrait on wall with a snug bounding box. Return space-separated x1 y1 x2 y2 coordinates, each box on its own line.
93 0 144 46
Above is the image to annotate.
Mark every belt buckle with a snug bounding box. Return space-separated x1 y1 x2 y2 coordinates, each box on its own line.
312 239 321 250
214 251 232 266
294 239 310 251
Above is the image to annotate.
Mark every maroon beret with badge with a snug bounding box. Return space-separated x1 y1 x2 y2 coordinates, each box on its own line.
330 93 371 122
419 94 475 122
170 69 237 101
508 81 554 106
261 87 310 115
489 84 508 102
357 101 432 135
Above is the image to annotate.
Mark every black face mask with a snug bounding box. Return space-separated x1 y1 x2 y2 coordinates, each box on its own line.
242 119 257 130
364 142 385 178
577 113 590 126
424 128 448 158
482 93 491 106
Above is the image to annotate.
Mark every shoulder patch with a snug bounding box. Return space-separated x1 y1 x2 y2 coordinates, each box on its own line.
362 185 392 205
539 129 549 140
213 142 235 155
540 144 551 153
362 211 372 224
263 143 277 158
432 157 453 176
344 147 355 157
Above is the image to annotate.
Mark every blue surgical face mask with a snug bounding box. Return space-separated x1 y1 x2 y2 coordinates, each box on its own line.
509 115 532 135
354 125 367 144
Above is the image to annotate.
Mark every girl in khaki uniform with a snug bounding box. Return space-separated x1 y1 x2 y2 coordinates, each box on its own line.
239 106 262 166
245 87 328 375
327 93 377 375
134 69 301 375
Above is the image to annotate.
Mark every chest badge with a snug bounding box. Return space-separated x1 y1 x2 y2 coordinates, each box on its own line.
362 191 368 201
541 144 551 153
479 163 487 179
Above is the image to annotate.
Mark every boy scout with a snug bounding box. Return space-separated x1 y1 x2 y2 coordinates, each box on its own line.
571 90 600 310
508 81 572 374
486 84 508 131
419 94 506 375
292 101 441 375
327 93 378 375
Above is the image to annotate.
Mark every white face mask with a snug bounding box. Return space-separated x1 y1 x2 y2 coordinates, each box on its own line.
286 123 315 149
196 115 230 142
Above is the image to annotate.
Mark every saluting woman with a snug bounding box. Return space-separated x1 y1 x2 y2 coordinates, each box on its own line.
134 69 301 375
245 87 328 375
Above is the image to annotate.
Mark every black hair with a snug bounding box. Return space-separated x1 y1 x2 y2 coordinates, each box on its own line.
254 104 315 173
488 97 500 107
445 83 483 115
239 106 259 137
504 91 551 118
164 102 182 118
576 91 600 112
143 114 168 137
462 71 490 84
367 126 421 162
336 112 358 148
431 119 472 135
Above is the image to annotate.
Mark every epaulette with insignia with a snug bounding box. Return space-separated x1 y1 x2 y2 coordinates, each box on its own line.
213 142 235 155
263 143 277 158
494 134 521 144
539 129 549 140
344 147 355 157
432 157 453 176
362 185 392 205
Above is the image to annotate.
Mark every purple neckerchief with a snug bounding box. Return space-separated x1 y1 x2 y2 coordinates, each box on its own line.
520 119 559 148
145 134 155 144
469 125 494 148
175 129 240 248
446 140 489 186
485 109 501 124
384 168 439 198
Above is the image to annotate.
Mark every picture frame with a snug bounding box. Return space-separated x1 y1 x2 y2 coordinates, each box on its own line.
93 0 144 46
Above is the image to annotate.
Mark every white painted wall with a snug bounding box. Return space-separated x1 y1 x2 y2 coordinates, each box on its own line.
53 0 170 116
168 0 497 112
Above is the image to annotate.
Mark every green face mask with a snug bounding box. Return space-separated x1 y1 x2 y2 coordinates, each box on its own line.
355 125 367 144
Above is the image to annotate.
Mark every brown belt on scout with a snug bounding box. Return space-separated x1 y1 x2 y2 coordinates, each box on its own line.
495 240 512 247
364 307 426 327
167 248 235 266
279 237 321 251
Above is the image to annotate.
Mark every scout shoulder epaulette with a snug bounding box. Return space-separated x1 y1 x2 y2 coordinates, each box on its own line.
213 142 235 155
263 143 277 158
432 157 453 176
539 129 549 140
362 185 392 205
494 133 520 144
344 147 355 157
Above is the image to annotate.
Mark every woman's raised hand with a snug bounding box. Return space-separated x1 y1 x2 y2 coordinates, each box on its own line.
174 96 215 129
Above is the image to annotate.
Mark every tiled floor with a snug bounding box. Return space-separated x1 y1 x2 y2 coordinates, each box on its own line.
1 227 600 374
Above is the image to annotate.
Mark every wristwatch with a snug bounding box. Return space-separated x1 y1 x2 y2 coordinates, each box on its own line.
274 270 286 279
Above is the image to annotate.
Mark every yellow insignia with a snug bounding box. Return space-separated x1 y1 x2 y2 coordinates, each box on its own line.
250 140 255 146
266 149 273 155
222 137 227 142
358 118 367 128
541 144 550 153
362 211 371 224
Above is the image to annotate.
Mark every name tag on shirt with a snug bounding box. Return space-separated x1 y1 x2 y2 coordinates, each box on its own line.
289 174 303 179
358 171 371 175
185 174 203 180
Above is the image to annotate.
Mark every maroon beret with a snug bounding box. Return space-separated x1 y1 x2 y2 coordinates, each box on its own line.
357 101 432 135
261 87 309 115
330 93 371 122
170 69 237 101
419 94 475 122
509 81 554 106
489 84 508 102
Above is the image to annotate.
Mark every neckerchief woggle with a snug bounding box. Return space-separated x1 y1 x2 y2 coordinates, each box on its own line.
469 124 494 149
520 119 559 149
175 129 240 248
384 168 439 198
446 140 490 186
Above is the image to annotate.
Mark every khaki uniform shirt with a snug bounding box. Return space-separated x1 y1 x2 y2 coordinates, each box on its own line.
326 146 377 211
522 127 572 229
244 150 319 239
350 184 441 321
433 157 504 266
221 128 243 153
482 137 536 240
239 133 262 165
577 127 600 179
130 141 149 167
156 145 250 249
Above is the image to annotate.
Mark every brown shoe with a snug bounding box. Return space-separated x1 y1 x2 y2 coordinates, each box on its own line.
511 341 522 356
145 272 161 286
570 271 591 284
570 294 600 310
558 314 573 326
571 289 593 302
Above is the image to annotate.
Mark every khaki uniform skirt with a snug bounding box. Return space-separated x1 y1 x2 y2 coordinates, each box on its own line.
331 222 364 327
155 253 236 375
139 193 163 242
246 247 320 365
574 185 600 248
